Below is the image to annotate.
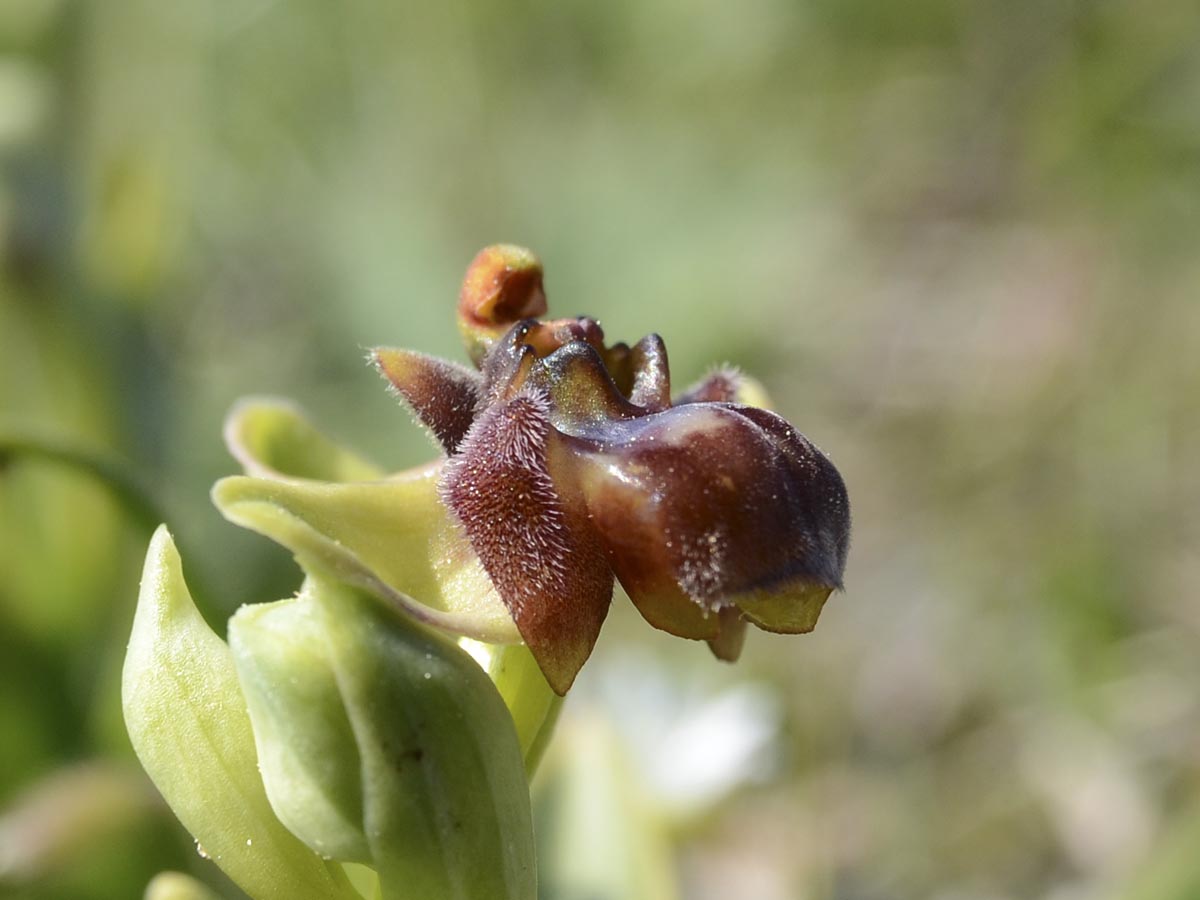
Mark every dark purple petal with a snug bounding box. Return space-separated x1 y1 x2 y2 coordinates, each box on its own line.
729 404 850 587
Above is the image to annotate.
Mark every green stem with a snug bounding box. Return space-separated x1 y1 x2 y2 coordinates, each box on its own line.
461 640 563 776
521 690 563 778
0 430 167 535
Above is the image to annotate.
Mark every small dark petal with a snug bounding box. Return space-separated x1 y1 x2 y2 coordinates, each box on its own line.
373 349 482 455
707 607 748 662
524 317 607 358
439 390 613 695
676 367 743 405
457 246 547 366
627 334 671 412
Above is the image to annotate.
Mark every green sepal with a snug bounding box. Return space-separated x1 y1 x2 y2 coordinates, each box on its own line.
211 473 519 644
224 399 385 482
219 398 524 643
121 527 359 900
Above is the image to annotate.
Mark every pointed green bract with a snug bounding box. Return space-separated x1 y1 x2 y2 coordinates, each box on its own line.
212 473 520 644
121 528 359 900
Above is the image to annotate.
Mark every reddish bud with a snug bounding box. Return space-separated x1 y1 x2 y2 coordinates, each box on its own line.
458 246 547 366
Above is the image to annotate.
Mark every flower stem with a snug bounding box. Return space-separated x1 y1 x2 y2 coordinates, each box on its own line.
0 430 167 534
459 640 563 776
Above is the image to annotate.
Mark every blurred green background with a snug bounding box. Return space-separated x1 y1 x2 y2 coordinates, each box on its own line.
2 0 1199 898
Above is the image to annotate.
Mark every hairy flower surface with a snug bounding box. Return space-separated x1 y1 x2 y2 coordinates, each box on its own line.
372 245 850 694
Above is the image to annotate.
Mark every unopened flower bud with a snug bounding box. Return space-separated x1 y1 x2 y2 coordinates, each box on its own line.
458 245 547 366
227 594 368 862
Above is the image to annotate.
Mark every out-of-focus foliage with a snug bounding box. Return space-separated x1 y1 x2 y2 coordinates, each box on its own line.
1 0 1198 898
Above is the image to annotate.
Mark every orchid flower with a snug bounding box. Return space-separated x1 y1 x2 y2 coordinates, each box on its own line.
375 244 850 693
123 245 850 900
219 245 849 694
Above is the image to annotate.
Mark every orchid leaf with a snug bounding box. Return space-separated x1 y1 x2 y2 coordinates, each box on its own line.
308 577 537 900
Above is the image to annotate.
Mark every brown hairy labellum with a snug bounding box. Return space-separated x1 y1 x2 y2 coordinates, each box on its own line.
375 245 850 694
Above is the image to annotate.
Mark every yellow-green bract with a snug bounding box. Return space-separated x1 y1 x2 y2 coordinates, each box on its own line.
229 575 537 899
123 527 538 900
122 528 359 900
